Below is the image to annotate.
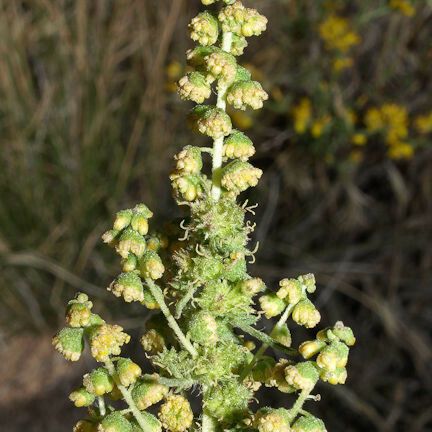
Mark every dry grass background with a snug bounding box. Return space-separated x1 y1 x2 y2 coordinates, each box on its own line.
0 1 431 431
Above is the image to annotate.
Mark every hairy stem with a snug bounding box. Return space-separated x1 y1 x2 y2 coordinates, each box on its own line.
146 278 198 358
287 387 314 424
211 31 233 201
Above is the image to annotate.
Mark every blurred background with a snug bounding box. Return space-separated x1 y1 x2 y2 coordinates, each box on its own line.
0 0 431 431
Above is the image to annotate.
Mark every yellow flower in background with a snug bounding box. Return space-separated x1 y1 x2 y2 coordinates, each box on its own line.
365 107 384 132
349 149 364 163
319 15 360 53
414 112 432 134
166 60 184 93
387 142 414 160
230 110 254 130
352 133 367 146
292 98 312 134
311 115 331 138
332 57 354 72
390 0 416 17
344 109 358 126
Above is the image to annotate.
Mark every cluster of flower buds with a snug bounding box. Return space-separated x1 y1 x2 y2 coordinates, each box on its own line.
223 130 255 161
158 395 194 432
227 80 268 110
253 408 291 432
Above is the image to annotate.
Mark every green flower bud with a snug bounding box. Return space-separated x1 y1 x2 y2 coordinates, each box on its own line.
142 288 160 310
223 130 255 161
102 229 119 246
316 341 349 372
116 358 142 387
133 203 153 219
292 299 321 329
187 311 219 345
88 324 130 362
175 146 203 174
116 229 146 259
186 45 217 69
178 72 212 104
298 340 327 360
69 388 96 407
170 173 204 202
271 324 292 347
277 279 304 305
292 415 327 432
83 367 114 396
131 413 162 432
224 250 247 282
227 80 268 110
140 329 166 354
114 209 133 231
73 420 98 432
189 12 219 46
158 395 193 432
138 251 165 280
206 51 237 84
254 408 291 432
66 294 93 328
218 3 267 38
284 362 320 391
99 412 132 432
267 359 296 393
298 273 316 294
189 105 232 139
331 321 356 346
132 378 169 410
259 293 286 319
52 327 84 361
121 254 138 272
130 214 149 236
230 34 248 56
221 160 262 195
240 277 266 296
108 272 144 303
320 367 347 385
252 356 276 383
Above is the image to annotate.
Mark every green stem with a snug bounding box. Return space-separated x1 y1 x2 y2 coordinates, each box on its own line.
211 30 233 202
287 388 314 424
146 278 198 358
202 411 218 432
98 396 106 417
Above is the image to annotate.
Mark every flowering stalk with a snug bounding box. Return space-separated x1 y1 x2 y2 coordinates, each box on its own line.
53 2 356 432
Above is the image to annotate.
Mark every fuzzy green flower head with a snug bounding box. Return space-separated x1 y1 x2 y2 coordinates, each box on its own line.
132 378 169 410
267 360 295 393
66 293 93 328
74 420 98 432
178 72 212 104
121 254 138 272
102 229 119 246
331 321 356 346
227 80 268 110
230 33 248 56
141 329 166 354
292 299 321 328
240 277 266 296
292 415 327 432
316 341 349 372
271 323 292 347
189 12 219 46
259 293 286 319
114 209 133 231
277 278 304 305
298 273 316 294
221 160 262 195
52 327 84 362
284 362 320 391
139 251 165 280
223 130 256 161
108 272 144 303
191 105 233 139
83 367 114 396
188 311 219 345
98 412 132 432
116 358 142 387
254 408 291 432
298 339 327 360
320 367 347 385
133 203 153 219
206 50 237 84
158 395 193 432
171 173 204 202
116 229 146 259
175 146 204 174
88 324 130 362
252 356 276 383
69 387 96 407
130 214 149 236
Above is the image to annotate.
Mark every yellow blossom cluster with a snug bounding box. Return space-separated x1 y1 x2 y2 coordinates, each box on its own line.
291 98 331 138
389 0 416 17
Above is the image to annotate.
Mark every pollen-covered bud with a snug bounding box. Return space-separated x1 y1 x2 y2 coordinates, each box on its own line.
218 3 268 37
187 311 219 345
277 279 304 305
121 254 138 272
132 378 169 410
130 214 149 236
175 146 203 174
223 130 255 161
132 413 162 432
66 293 93 328
298 273 316 294
69 388 96 407
320 367 347 385
259 293 286 319
116 229 146 259
316 341 349 372
230 34 248 56
292 299 321 328
98 412 132 432
292 415 327 432
171 173 203 202
177 72 211 104
284 362 320 391
252 356 276 383
52 327 84 361
227 80 268 110
116 358 142 387
113 209 133 231
271 324 292 347
83 367 114 396
267 359 295 393
108 272 144 303
102 229 119 246
221 160 262 195
205 51 237 84
142 289 160 310
240 277 266 296
140 329 166 354
331 321 356 346
189 12 219 46
138 251 165 280
88 324 130 362
74 420 98 432
133 203 153 219
299 340 327 360
158 395 193 432
254 408 291 432
147 234 168 252
189 105 232 139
